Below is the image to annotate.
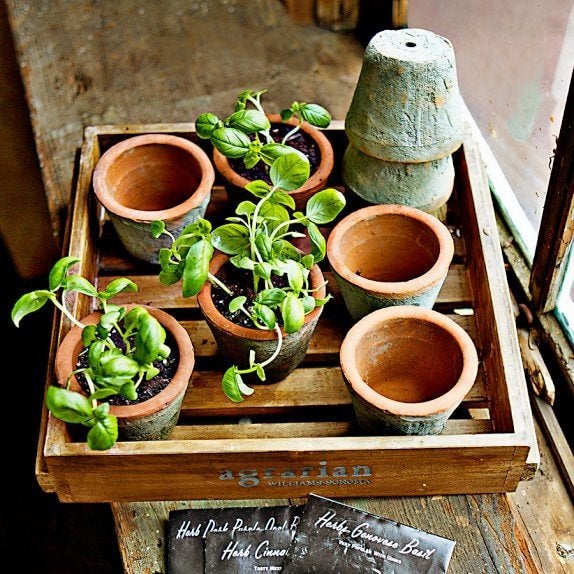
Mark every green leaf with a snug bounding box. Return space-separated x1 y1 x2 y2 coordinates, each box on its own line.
253 304 276 330
235 201 256 217
268 189 296 210
226 109 270 133
179 218 212 239
302 295 316 313
243 147 262 169
150 220 166 238
100 277 138 299
230 255 255 271
61 275 99 298
48 256 80 291
301 254 315 270
305 188 346 224
120 380 139 400
222 367 245 402
212 224 250 255
256 288 286 308
273 240 300 262
195 112 221 139
260 142 304 167
254 364 266 381
254 261 272 281
228 296 246 313
245 179 270 198
99 354 141 379
259 202 289 233
158 256 184 286
211 127 251 158
11 290 54 327
45 386 93 424
307 221 326 263
284 260 304 293
86 415 118 451
182 238 213 297
254 233 273 260
300 103 331 128
133 312 166 364
269 153 310 191
281 293 305 334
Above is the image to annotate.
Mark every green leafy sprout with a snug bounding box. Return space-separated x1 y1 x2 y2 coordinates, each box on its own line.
194 88 331 171
153 152 345 402
11 257 171 450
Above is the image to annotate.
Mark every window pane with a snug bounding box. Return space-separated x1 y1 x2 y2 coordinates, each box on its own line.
556 246 574 346
409 0 573 236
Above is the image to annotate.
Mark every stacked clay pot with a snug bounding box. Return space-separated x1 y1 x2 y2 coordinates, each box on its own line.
343 28 465 216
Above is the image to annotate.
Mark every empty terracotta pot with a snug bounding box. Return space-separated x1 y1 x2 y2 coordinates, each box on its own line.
326 204 454 321
93 134 215 263
340 305 478 435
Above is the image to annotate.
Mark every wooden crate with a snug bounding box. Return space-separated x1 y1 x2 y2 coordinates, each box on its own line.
35 121 539 503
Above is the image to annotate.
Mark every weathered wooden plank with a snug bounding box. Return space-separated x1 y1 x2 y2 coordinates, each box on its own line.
111 493 531 574
169 418 493 440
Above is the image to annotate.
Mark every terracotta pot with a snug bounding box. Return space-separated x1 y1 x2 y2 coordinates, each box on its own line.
212 114 334 211
55 304 195 442
345 28 465 163
197 252 326 384
340 305 478 435
326 204 454 321
93 134 215 264
342 142 455 213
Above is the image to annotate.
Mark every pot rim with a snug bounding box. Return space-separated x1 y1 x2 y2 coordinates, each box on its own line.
55 304 195 419
93 133 215 222
197 252 327 340
326 203 454 296
340 305 478 417
212 113 334 196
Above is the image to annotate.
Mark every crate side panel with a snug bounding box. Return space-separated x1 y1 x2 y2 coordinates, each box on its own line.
43 444 529 503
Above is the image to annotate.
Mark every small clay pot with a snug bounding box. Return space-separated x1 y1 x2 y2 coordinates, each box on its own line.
342 142 455 213
212 114 334 211
340 305 478 435
55 304 195 442
326 204 454 321
197 253 326 384
93 134 215 264
345 28 465 163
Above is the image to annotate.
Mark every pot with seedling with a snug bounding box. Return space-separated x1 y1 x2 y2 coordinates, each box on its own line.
195 88 335 210
11 256 195 450
153 152 345 402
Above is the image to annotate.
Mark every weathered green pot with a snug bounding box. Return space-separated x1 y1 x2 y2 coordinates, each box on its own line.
340 306 478 435
326 204 454 322
93 133 215 264
55 304 195 442
197 253 326 384
342 142 454 213
345 28 465 163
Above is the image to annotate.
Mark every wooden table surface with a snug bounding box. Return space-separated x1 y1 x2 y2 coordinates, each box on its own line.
4 1 573 572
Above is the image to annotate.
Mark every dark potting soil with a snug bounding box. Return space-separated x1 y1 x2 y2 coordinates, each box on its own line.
211 264 288 329
75 330 179 406
228 122 321 184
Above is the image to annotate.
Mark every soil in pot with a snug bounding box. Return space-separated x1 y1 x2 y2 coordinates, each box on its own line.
75 330 179 406
228 123 322 185
197 253 326 386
